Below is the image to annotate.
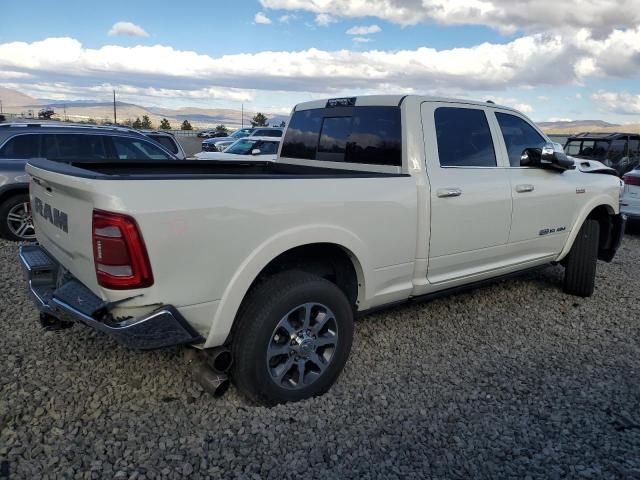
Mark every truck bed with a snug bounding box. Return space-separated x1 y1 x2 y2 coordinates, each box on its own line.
27 158 405 180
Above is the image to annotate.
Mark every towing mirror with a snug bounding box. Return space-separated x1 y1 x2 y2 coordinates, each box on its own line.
251 149 261 156
521 143 574 171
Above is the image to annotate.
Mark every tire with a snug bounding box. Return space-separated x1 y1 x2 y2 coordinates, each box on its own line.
231 271 354 406
563 219 600 297
0 193 36 242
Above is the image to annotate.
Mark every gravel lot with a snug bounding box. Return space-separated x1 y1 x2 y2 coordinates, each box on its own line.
1 231 639 479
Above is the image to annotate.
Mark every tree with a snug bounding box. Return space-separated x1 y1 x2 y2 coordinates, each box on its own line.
250 112 268 127
181 120 193 131
159 118 171 130
214 124 229 135
279 120 286 128
38 108 55 120
0 114 6 123
132 117 143 129
141 115 153 129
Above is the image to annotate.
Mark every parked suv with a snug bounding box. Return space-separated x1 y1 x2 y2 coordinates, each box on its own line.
202 127 283 152
0 123 177 241
564 132 640 176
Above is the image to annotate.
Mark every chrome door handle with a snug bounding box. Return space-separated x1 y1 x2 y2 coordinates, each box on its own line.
515 184 535 193
436 188 462 198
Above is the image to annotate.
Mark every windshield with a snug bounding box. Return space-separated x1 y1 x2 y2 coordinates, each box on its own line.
225 138 258 155
565 139 610 159
230 129 252 139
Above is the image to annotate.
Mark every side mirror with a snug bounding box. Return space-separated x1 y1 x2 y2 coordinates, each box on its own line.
521 143 574 171
251 149 261 156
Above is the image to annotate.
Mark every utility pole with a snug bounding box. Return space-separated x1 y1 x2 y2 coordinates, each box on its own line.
241 103 244 128
0 100 3 114
63 104 67 121
113 90 117 125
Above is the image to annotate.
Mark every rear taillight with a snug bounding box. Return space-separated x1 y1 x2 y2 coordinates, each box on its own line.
92 210 153 290
623 174 640 187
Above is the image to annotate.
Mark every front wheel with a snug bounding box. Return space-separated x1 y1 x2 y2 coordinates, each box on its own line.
232 271 354 406
563 219 600 297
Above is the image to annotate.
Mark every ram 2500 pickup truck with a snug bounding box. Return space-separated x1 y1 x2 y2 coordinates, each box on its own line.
19 95 625 405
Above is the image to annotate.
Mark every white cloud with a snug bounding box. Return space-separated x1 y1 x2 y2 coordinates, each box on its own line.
254 12 272 24
278 14 293 23
352 37 373 43
260 0 640 35
108 21 149 38
314 13 336 27
346 25 381 35
591 91 640 114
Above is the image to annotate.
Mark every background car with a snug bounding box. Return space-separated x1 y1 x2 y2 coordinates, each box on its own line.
142 130 187 159
194 137 280 161
0 122 177 241
564 132 640 176
621 165 640 222
197 129 228 138
201 127 283 152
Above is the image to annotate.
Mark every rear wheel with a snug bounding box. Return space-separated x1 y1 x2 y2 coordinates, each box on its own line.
232 271 354 405
0 194 36 241
563 219 599 297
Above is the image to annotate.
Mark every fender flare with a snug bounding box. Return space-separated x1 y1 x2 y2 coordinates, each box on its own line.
556 195 617 262
204 224 370 348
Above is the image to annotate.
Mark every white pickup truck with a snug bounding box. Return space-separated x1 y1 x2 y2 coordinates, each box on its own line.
20 95 625 405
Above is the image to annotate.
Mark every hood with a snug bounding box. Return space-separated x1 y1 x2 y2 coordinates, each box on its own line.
570 157 618 176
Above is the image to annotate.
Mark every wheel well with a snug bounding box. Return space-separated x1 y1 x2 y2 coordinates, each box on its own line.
0 186 28 206
586 205 616 260
251 243 360 308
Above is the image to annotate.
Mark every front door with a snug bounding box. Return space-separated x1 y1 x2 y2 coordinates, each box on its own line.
421 102 512 284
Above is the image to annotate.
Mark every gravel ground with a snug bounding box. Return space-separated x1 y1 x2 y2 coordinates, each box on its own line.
1 231 639 479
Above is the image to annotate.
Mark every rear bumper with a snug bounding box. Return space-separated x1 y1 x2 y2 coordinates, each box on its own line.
19 244 202 350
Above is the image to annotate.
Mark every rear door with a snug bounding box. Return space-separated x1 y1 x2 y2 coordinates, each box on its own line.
421 102 512 284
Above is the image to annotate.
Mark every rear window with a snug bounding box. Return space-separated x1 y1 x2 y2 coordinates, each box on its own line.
148 135 178 154
112 137 173 160
281 106 402 166
254 129 283 137
0 134 40 159
434 107 496 167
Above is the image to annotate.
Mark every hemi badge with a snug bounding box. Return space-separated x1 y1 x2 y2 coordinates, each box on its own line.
576 188 586 194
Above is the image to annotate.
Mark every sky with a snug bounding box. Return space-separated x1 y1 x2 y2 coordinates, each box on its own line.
1 0 640 123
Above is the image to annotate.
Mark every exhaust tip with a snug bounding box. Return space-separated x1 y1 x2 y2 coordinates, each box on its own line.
193 363 230 398
210 349 233 373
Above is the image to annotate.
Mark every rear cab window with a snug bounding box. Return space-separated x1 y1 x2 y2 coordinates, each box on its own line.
434 107 496 167
281 104 402 167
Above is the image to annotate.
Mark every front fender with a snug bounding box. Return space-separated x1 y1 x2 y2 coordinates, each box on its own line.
203 224 370 348
556 195 618 262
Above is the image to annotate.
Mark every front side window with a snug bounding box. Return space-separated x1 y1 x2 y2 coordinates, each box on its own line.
434 107 496 167
281 106 401 166
0 134 40 159
112 137 172 160
226 139 258 155
50 134 108 161
495 112 546 167
256 141 279 155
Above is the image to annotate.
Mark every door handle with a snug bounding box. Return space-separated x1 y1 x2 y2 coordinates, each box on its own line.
436 188 462 198
515 184 535 193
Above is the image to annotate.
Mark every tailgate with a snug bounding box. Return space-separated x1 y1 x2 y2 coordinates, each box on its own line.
27 164 101 293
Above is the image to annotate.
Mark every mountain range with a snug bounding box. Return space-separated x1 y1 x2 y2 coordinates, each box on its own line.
0 86 287 129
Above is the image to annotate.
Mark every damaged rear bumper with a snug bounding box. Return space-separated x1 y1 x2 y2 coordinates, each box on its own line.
19 244 202 350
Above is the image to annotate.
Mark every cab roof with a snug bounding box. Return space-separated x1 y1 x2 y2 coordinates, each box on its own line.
293 94 517 113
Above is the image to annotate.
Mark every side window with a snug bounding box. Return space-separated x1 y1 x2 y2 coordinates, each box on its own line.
281 106 402 166
265 129 283 137
0 134 40 159
565 141 581 156
434 107 496 167
608 139 627 162
281 109 323 159
257 141 279 155
148 135 178 154
628 139 639 158
495 112 546 167
111 137 173 160
53 134 108 161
